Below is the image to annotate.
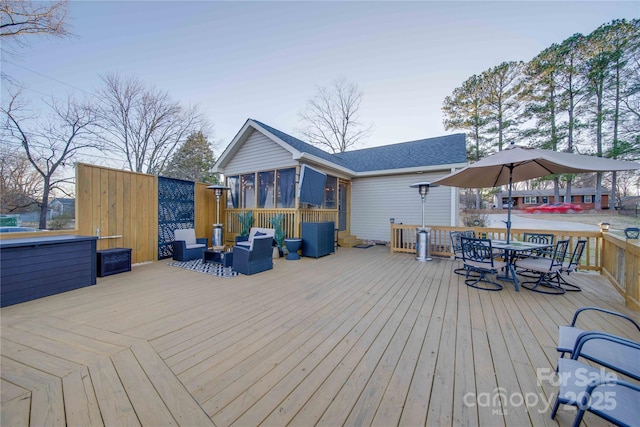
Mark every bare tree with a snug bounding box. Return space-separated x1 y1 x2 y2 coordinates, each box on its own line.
299 77 372 153
1 89 100 229
93 73 206 174
0 144 42 213
0 0 71 40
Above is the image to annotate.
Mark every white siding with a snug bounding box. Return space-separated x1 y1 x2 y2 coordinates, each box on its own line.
351 172 455 242
224 130 297 174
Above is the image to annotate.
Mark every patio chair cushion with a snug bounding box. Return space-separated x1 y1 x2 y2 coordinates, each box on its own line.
236 228 275 249
174 229 198 247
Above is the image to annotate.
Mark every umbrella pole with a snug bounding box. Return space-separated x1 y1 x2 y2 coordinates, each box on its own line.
506 165 514 244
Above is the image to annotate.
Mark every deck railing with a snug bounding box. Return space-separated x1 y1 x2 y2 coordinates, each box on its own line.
390 223 640 309
223 208 338 244
601 233 640 310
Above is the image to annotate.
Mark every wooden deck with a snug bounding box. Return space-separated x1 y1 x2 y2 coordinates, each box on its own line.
1 246 638 426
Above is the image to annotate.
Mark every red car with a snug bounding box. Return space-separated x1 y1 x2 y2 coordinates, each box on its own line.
524 203 582 214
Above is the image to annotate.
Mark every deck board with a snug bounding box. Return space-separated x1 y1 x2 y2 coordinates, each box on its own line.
1 246 638 426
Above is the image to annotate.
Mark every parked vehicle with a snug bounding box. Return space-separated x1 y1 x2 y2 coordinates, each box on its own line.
524 203 582 214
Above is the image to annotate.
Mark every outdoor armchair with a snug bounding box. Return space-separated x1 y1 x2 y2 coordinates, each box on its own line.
460 237 505 291
450 230 475 276
515 232 556 276
556 239 586 291
557 306 640 359
172 228 207 261
515 239 569 294
551 332 640 426
232 235 273 275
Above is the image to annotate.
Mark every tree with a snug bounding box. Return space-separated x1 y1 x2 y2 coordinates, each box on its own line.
596 19 640 208
521 44 566 202
299 77 372 153
481 61 526 152
554 33 590 203
0 145 42 213
1 89 100 228
442 74 490 209
0 0 71 41
162 131 218 183
93 73 206 174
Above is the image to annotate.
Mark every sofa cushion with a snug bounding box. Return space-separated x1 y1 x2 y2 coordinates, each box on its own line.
248 228 275 241
174 228 197 245
185 243 206 249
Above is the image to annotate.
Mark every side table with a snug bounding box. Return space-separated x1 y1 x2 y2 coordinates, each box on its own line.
203 248 233 268
284 238 302 260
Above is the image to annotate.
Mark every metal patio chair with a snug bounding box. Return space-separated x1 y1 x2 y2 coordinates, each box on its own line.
460 237 505 291
450 230 475 276
515 239 569 295
556 239 587 291
515 232 556 277
557 306 640 359
551 333 640 426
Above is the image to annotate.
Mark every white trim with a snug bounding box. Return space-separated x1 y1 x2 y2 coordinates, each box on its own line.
354 163 468 177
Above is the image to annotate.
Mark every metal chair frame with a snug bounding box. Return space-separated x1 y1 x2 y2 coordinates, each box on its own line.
460 237 505 291
557 239 586 291
450 230 476 276
516 239 569 295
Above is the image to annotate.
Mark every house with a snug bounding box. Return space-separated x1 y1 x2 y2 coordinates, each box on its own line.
48 198 75 219
497 188 610 210
213 119 467 244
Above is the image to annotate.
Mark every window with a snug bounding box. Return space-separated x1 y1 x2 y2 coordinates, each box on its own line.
227 176 239 208
541 197 548 203
524 196 537 204
241 173 255 208
323 175 337 209
276 168 296 208
258 171 275 208
583 195 593 203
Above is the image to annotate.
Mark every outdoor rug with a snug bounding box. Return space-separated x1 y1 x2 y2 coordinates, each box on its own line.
353 244 374 249
168 259 238 278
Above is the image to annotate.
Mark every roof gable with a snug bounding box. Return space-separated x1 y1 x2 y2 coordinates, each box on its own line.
215 119 466 176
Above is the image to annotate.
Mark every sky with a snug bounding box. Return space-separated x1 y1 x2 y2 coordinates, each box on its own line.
3 0 639 159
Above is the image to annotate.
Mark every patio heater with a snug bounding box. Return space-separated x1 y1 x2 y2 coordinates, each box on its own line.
207 184 230 248
410 182 438 262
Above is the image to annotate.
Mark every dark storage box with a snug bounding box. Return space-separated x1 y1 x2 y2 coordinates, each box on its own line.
97 248 132 277
302 222 335 258
0 235 97 307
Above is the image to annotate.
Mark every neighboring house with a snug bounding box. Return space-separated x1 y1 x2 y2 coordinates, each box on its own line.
213 119 467 243
497 188 610 210
48 198 75 219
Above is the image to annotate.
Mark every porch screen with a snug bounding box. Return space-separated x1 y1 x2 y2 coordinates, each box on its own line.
158 176 195 259
298 165 327 207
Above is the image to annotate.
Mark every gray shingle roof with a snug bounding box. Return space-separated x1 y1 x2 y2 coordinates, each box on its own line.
252 119 466 172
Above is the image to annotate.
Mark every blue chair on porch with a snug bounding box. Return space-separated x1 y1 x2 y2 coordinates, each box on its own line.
232 235 273 275
172 228 207 261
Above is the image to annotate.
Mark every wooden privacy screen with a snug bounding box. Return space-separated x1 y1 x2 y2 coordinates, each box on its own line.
76 163 216 264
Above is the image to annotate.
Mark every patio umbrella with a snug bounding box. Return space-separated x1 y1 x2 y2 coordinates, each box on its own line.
432 144 640 243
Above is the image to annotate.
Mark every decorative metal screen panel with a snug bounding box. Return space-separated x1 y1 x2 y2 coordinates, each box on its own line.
158 177 195 259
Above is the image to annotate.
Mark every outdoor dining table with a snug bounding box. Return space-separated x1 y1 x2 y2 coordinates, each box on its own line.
490 239 554 291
